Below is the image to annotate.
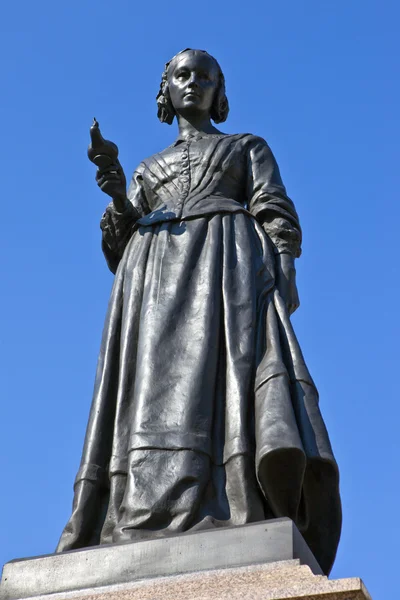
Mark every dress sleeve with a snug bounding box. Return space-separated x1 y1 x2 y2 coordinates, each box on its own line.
100 163 149 273
246 136 302 258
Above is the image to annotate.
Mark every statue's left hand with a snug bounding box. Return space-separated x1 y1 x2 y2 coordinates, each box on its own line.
275 253 300 315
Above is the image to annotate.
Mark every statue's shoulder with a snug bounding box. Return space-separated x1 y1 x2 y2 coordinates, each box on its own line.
234 133 269 146
139 145 176 166
219 133 270 154
216 132 268 145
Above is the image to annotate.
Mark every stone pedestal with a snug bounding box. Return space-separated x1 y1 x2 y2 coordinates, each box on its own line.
0 518 371 600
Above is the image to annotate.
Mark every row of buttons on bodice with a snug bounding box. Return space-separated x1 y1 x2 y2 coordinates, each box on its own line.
176 139 192 217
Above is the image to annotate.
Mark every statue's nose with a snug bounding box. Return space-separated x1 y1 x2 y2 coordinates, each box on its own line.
187 73 199 87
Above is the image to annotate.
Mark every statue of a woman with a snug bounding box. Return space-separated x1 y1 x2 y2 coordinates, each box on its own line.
57 49 341 575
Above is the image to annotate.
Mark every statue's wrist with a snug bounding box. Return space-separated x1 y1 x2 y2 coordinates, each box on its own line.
275 251 295 267
112 195 129 213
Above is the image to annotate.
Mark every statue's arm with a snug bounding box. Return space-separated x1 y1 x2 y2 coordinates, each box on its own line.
246 137 302 258
246 137 301 314
100 164 149 273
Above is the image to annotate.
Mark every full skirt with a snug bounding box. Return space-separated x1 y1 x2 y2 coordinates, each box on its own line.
57 212 341 575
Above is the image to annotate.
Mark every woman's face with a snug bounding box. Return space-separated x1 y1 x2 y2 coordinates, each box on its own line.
167 51 219 118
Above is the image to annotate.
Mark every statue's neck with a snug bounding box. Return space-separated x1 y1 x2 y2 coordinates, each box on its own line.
176 115 221 140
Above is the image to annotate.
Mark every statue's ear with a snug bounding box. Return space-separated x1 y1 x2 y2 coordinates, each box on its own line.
158 104 175 125
211 75 229 123
156 75 175 125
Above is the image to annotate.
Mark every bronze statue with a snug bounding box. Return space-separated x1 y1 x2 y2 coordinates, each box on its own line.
57 49 341 575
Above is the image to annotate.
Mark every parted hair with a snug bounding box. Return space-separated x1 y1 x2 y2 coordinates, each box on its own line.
156 48 230 125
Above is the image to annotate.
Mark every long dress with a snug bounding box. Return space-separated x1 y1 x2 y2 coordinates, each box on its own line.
57 132 341 575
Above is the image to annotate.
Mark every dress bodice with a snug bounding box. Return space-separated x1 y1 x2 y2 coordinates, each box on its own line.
129 134 300 247
101 133 302 272
132 134 250 222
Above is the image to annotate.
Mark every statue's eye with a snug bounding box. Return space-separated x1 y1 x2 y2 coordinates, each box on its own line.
176 70 189 80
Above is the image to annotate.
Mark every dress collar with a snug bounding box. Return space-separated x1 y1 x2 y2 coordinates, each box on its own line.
172 132 228 146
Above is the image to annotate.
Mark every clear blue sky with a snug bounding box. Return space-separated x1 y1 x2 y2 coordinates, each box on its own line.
1 2 398 598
